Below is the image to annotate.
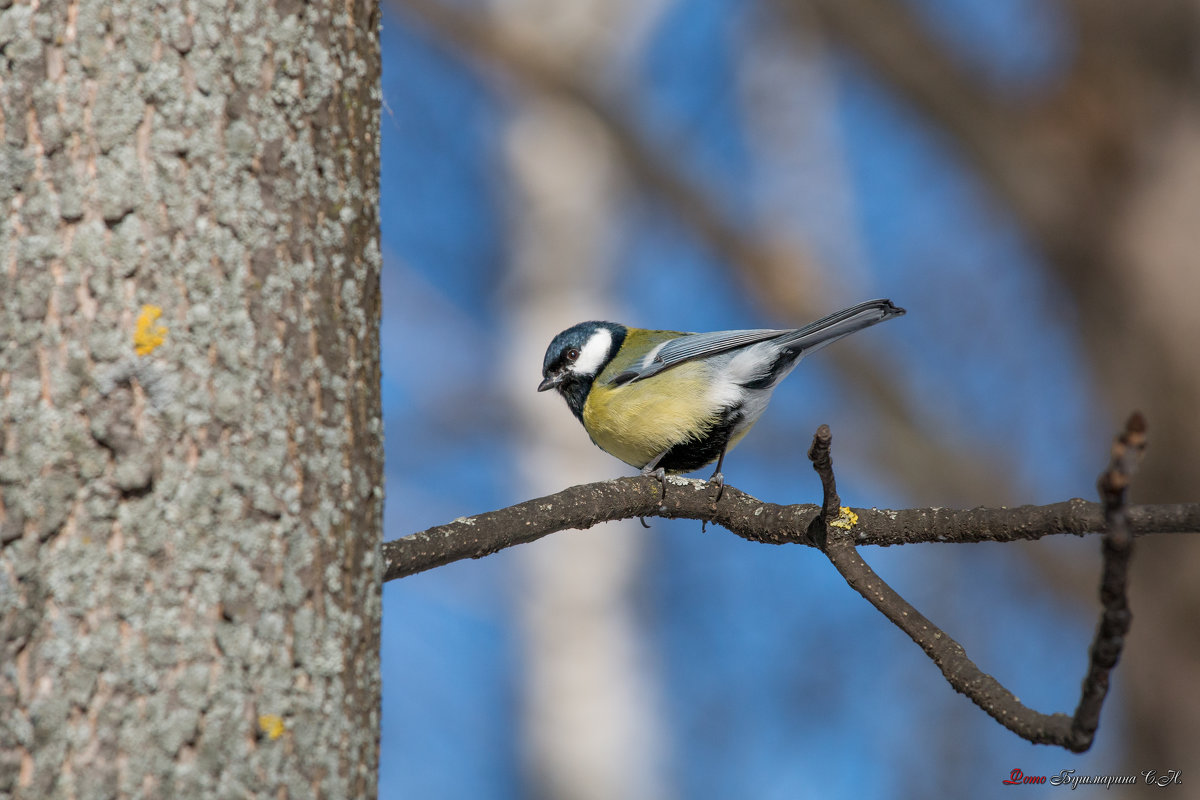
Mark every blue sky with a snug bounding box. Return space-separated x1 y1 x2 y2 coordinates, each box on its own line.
377 2 1124 797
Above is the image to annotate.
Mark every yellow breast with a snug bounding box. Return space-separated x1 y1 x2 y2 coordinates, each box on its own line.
581 361 722 469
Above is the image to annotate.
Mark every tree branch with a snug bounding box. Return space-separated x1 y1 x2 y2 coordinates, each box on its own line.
802 413 1148 750
384 413 1193 749
384 482 1198 583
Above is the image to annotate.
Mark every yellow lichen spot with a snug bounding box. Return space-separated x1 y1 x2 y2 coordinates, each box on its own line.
830 506 859 530
134 305 168 356
258 714 286 740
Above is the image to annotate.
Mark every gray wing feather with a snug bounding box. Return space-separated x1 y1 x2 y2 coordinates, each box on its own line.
652 329 785 369
612 299 904 385
612 328 787 385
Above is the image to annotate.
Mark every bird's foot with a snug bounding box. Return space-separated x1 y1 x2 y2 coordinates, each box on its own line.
639 466 668 526
701 471 724 532
707 471 725 504
641 465 668 499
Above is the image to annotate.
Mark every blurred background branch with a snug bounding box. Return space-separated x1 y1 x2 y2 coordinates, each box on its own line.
396 0 1026 506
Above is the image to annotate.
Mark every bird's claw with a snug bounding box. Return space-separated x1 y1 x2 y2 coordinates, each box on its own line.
642 466 667 499
639 466 668 528
700 471 725 532
708 471 725 504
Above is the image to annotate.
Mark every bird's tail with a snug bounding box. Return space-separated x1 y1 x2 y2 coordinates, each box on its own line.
777 299 905 354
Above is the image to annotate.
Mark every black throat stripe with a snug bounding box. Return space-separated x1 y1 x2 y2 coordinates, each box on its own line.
652 404 744 473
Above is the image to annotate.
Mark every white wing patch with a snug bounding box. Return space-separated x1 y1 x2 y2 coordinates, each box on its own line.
726 342 777 385
571 327 613 377
706 341 779 411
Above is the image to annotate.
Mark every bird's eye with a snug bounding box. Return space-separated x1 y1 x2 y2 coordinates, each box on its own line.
566 347 580 362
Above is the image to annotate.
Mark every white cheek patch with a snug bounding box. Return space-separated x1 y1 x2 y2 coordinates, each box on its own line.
571 327 613 377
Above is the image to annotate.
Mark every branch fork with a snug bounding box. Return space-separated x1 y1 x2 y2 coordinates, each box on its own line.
807 415 1145 752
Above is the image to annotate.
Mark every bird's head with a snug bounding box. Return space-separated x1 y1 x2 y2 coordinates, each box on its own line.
538 321 627 417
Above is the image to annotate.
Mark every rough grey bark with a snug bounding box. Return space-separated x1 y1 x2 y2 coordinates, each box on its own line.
0 0 383 796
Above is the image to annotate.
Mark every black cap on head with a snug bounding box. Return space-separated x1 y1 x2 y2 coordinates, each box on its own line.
539 321 626 418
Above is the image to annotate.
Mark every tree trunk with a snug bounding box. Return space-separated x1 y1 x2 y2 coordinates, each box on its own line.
0 0 383 796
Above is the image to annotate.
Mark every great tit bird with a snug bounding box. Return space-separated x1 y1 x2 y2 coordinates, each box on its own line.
538 298 905 489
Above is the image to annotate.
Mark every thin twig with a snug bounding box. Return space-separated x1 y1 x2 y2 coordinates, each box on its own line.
1068 411 1145 749
806 424 840 521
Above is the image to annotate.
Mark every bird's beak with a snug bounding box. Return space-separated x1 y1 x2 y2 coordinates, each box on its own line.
538 372 564 392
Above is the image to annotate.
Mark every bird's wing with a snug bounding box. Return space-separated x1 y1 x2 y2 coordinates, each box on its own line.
607 299 905 386
608 328 787 385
